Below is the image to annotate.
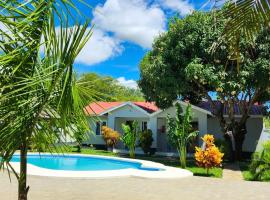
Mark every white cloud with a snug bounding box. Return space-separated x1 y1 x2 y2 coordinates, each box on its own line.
93 0 166 49
76 28 123 65
117 77 138 89
158 0 194 16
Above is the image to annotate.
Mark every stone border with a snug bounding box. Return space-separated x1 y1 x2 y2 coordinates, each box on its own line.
9 153 193 179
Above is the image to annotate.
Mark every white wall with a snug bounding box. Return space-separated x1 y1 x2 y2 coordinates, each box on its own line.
156 104 208 142
85 116 107 145
85 104 151 145
207 117 263 152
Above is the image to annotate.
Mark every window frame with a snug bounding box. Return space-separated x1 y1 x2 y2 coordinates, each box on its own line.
95 121 107 135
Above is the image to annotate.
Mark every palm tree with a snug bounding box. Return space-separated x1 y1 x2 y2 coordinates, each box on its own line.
0 1 93 200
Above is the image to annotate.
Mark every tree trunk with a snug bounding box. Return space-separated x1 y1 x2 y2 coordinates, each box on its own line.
18 142 29 200
224 133 235 162
179 145 187 168
233 124 246 161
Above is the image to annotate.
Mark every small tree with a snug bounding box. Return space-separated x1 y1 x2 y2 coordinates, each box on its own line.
195 134 224 175
121 121 139 158
101 126 120 150
167 103 198 168
249 141 270 181
139 129 153 155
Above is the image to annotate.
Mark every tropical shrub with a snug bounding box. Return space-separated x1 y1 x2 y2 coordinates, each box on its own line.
215 139 230 159
139 129 154 155
121 121 139 158
167 103 198 168
249 141 270 181
195 134 224 175
101 126 120 149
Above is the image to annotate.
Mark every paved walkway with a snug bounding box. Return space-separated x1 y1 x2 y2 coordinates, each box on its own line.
1 172 269 200
223 162 243 181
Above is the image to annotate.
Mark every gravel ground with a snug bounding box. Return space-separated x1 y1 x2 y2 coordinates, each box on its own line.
1 172 269 200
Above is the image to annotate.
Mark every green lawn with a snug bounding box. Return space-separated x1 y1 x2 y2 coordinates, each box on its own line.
34 146 118 157
41 147 222 178
134 155 223 178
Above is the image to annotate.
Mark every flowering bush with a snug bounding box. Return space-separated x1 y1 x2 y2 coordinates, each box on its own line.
195 134 224 174
101 126 120 149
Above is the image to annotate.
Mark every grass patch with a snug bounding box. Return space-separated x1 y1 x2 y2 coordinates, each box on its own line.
239 161 254 181
31 146 118 157
132 155 223 178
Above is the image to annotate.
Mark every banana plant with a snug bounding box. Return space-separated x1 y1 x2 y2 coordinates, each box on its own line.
121 121 139 158
167 103 198 168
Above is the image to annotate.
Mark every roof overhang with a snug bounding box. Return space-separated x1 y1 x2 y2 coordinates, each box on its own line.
150 100 212 117
98 101 151 117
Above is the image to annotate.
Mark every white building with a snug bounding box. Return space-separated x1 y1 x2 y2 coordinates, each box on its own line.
84 101 265 154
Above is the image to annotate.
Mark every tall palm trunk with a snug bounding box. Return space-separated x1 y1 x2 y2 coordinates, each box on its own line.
18 141 29 200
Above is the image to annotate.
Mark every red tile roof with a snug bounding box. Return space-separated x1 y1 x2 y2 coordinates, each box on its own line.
133 102 159 114
84 101 159 115
85 101 266 116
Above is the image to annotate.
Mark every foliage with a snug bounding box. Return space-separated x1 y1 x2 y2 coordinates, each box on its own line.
195 135 224 175
73 126 88 153
138 129 154 155
0 1 93 199
167 103 198 168
249 141 270 181
121 121 139 158
264 117 270 129
223 0 270 60
138 9 270 160
101 126 120 148
79 73 144 102
30 131 58 153
215 139 230 159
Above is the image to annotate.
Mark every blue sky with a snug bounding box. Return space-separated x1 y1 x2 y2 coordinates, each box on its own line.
73 0 221 88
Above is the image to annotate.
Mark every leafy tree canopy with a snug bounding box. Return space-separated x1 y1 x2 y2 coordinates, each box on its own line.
138 8 270 160
79 73 144 102
138 10 270 109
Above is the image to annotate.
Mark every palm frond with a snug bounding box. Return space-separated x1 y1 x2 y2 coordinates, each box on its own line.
0 0 94 171
225 0 270 42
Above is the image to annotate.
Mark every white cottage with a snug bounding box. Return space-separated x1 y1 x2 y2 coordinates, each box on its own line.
84 101 265 154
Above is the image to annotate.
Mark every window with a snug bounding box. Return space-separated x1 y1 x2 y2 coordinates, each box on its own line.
96 121 107 135
96 122 100 135
142 121 147 131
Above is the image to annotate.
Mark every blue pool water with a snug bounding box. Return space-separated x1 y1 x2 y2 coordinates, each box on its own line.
11 154 160 171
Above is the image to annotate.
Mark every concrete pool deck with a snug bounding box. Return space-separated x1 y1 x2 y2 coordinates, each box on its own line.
9 153 192 179
1 172 269 200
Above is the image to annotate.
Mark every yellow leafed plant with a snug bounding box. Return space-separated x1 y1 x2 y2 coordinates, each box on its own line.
101 126 120 149
195 134 224 175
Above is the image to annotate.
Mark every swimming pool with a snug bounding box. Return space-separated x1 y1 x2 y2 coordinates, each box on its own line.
9 153 193 178
11 154 160 171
